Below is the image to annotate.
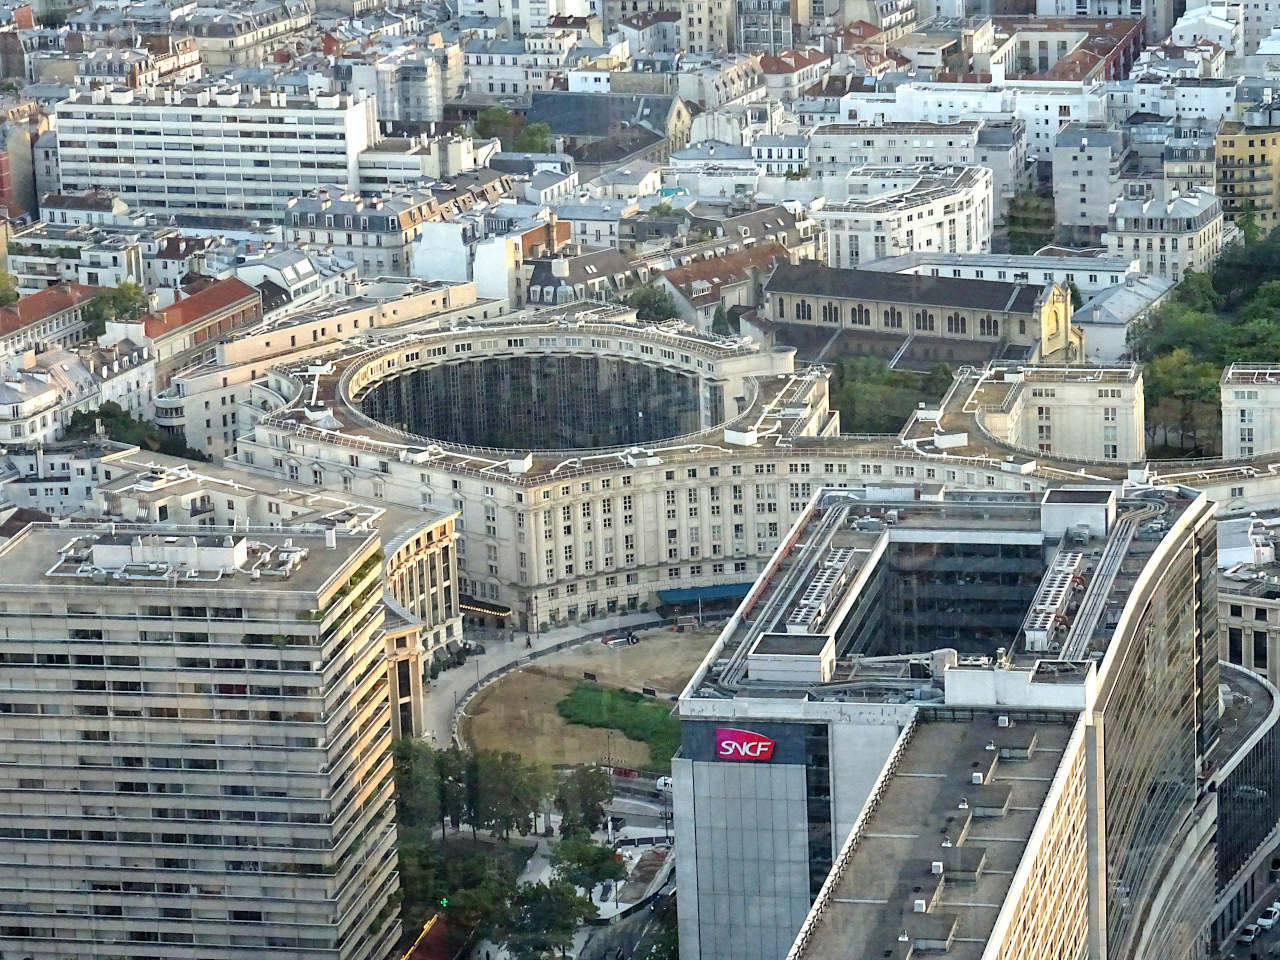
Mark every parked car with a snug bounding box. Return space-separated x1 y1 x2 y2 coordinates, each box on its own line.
1259 906 1280 930
1240 923 1262 944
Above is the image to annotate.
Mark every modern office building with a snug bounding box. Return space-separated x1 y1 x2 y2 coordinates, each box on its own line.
673 484 1240 960
52 83 378 224
0 521 401 959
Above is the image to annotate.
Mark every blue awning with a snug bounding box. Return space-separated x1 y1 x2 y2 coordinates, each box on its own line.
657 582 755 605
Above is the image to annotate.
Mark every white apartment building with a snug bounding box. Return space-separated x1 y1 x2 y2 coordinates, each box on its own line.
1105 184 1228 283
976 363 1147 462
1173 3 1244 53
807 118 1028 214
752 134 808 175
679 0 735 54
345 47 446 124
0 523 401 960
840 81 1108 158
859 250 1140 296
0 345 154 446
53 84 378 225
1052 122 1131 245
179 0 314 69
675 54 766 109
1115 76 1243 121
812 164 994 268
1036 0 1175 42
1222 363 1280 458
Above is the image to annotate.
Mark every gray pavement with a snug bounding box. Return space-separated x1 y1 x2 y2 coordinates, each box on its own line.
421 613 666 745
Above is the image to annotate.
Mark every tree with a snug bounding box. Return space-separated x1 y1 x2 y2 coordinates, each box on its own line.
83 282 147 338
921 363 955 401
1173 270 1222 313
551 832 627 902
623 284 677 324
445 851 518 941
392 739 441 830
554 765 613 834
0 271 16 307
1066 280 1084 312
477 751 551 840
1237 199 1262 246
435 746 469 837
474 106 515 143
711 303 731 336
498 881 596 960
65 402 207 461
1144 347 1220 452
1005 191 1055 255
515 121 552 153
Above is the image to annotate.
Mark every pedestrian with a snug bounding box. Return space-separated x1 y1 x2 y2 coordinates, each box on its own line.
526 637 533 649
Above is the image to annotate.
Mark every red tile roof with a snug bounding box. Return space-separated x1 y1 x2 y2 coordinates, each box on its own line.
660 241 789 304
143 277 259 339
759 48 829 74
0 283 101 336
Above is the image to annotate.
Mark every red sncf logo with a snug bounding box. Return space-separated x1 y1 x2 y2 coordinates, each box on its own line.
715 728 775 761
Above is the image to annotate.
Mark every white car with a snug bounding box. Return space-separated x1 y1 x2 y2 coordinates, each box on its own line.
1240 923 1262 944
1260 907 1280 930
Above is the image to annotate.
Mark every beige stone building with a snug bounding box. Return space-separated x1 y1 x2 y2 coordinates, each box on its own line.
762 264 1083 364
1105 183 1228 283
974 363 1146 462
0 521 401 959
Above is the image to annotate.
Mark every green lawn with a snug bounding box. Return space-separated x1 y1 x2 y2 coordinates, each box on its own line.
556 684 681 769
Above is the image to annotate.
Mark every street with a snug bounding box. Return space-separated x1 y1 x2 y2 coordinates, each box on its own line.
1226 885 1280 960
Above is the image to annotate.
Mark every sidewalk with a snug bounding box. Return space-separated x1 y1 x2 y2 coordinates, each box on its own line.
422 612 664 745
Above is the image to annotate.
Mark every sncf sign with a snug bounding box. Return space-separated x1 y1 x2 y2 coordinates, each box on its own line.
715 728 775 762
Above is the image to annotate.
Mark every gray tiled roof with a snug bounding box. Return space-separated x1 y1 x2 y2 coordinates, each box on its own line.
765 263 1043 313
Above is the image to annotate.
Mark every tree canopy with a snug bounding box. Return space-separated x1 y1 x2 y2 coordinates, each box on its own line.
514 121 552 154
1126 224 1280 453
497 881 596 960
66 402 207 461
0 271 17 307
553 765 613 834
83 282 147 338
551 831 627 902
1005 191 1055 254
474 106 516 143
828 358 953 434
623 284 678 324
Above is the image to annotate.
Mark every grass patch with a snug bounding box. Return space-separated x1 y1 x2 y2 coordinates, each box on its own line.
555 684 680 768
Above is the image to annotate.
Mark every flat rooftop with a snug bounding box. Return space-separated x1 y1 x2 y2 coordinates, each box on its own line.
685 486 1201 701
0 523 371 595
797 713 1076 960
1216 664 1275 769
1045 488 1114 503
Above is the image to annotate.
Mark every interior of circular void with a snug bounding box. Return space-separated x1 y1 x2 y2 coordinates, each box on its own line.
358 354 718 451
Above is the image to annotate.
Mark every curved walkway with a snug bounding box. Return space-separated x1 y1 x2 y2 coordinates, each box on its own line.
422 613 666 746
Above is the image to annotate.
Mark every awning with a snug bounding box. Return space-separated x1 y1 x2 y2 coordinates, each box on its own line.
459 594 514 617
657 582 755 605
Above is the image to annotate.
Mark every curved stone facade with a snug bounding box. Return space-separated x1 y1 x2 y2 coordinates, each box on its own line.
234 309 1065 630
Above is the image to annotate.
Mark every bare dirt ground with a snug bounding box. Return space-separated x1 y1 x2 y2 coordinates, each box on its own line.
459 624 721 768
